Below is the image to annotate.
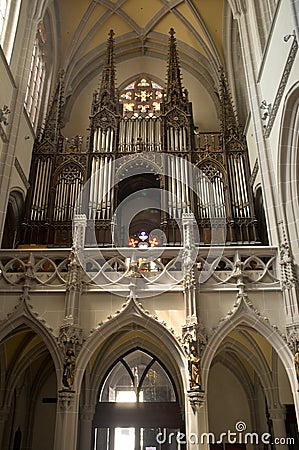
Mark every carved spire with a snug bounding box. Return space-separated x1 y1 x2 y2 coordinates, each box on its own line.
96 29 117 111
219 68 241 140
165 28 186 107
41 70 65 143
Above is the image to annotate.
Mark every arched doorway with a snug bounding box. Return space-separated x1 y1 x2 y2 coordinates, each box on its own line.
92 349 185 450
278 82 299 256
2 190 24 248
0 324 57 450
207 326 299 449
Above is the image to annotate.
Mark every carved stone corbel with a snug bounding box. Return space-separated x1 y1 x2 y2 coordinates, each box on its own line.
58 389 76 411
187 388 205 412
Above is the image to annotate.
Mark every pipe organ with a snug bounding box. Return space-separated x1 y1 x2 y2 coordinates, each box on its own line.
118 116 162 153
22 29 258 247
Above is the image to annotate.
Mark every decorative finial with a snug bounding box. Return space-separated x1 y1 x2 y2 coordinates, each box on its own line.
92 29 117 113
41 70 65 143
218 67 241 140
165 27 186 106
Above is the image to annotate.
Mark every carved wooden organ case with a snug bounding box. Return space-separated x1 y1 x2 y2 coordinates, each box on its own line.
22 29 258 247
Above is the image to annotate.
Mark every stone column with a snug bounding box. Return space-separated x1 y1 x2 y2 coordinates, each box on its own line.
55 218 86 450
0 407 10 448
182 213 198 322
186 391 210 450
268 406 287 450
54 389 79 450
78 406 94 450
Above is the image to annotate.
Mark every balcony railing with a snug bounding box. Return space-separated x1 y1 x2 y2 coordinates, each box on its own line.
0 246 280 293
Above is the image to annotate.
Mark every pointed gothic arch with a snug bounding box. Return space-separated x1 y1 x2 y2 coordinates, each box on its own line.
202 298 297 398
203 297 298 447
0 302 62 374
76 298 188 450
278 81 299 257
0 303 61 450
2 189 24 248
75 297 187 395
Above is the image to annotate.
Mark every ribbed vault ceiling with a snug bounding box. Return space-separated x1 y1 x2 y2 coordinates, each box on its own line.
56 0 226 133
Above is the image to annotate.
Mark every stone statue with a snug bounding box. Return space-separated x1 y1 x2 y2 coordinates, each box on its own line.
62 347 76 388
187 345 202 389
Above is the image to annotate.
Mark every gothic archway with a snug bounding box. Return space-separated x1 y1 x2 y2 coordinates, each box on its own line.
2 189 24 248
278 82 299 258
202 299 299 448
92 348 184 450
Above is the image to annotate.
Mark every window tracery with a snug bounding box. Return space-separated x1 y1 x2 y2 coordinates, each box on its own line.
120 76 164 117
24 23 46 130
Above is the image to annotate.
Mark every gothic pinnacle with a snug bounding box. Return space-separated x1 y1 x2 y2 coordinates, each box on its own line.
166 27 185 106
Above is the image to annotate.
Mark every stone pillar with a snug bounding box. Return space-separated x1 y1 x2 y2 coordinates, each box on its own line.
78 406 94 450
0 407 10 448
268 406 287 450
186 390 209 450
182 213 198 322
54 389 79 450
279 241 299 349
73 214 87 251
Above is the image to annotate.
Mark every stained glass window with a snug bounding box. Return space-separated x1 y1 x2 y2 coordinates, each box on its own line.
120 76 164 116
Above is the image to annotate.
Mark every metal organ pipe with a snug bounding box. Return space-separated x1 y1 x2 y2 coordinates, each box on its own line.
120 121 125 151
171 157 176 218
202 177 207 218
129 119 133 151
150 119 154 150
42 159 51 220
229 156 238 217
214 178 219 218
110 129 114 152
175 156 181 217
234 156 243 217
35 159 45 220
183 127 187 150
239 155 249 217
102 156 108 219
233 156 241 215
32 160 42 220
180 158 185 213
184 158 190 208
97 157 103 219
70 178 76 220
94 157 100 219
238 157 245 216
90 158 97 219
169 127 173 151
156 119 161 151
174 128 178 151
53 179 60 221
89 159 95 219
105 129 109 152
59 178 66 220
107 156 112 218
168 158 172 216
97 129 101 151
93 130 97 151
